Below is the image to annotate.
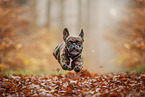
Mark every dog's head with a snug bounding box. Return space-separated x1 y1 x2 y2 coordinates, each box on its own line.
63 28 84 57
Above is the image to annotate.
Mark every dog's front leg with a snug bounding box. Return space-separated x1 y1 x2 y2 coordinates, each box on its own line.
73 55 83 73
60 52 74 70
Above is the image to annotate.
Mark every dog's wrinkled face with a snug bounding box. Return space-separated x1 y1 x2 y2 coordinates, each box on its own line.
66 36 83 56
63 28 84 56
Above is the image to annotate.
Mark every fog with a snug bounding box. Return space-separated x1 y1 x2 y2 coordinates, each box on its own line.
1 0 132 74
55 0 130 73
84 0 130 73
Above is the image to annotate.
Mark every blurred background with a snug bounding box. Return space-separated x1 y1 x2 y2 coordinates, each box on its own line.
0 0 145 74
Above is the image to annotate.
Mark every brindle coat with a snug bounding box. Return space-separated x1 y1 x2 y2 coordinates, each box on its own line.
53 28 84 73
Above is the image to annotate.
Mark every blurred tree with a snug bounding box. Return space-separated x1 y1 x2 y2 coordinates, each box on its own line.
0 0 29 71
49 0 63 27
36 0 49 27
119 0 145 69
63 0 79 34
14 0 28 5
0 0 17 71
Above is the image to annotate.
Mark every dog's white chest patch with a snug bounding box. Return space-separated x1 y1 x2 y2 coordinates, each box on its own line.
67 58 73 68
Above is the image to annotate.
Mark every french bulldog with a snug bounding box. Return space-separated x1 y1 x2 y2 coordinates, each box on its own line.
53 28 84 73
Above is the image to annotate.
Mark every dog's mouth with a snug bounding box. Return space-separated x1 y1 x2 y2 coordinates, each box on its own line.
72 49 77 51
71 49 79 52
69 49 80 55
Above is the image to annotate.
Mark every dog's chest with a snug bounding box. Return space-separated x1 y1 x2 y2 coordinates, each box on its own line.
67 58 73 68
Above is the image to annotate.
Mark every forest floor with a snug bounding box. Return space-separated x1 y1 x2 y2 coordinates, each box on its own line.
0 70 145 97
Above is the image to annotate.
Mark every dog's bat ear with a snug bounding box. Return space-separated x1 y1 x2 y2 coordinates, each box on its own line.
79 29 84 41
63 28 69 41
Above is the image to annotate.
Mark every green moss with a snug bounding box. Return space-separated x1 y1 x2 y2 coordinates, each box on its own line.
0 69 69 75
130 65 145 72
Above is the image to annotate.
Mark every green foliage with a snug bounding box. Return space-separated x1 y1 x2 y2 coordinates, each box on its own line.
131 65 145 72
116 0 145 69
0 69 68 75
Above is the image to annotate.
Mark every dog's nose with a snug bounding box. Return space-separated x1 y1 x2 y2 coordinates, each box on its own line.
72 43 79 49
72 43 76 48
72 43 76 47
73 43 76 45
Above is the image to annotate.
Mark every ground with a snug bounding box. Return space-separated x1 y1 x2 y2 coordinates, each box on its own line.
0 70 145 97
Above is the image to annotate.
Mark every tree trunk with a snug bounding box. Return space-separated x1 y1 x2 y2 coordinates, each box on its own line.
63 0 79 35
36 0 49 27
49 0 63 28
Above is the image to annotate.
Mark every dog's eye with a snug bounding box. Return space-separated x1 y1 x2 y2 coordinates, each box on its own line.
68 42 71 45
77 42 81 45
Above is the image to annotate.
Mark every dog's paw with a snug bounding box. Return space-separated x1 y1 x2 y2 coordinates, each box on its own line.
74 66 81 73
68 67 73 71
62 64 68 70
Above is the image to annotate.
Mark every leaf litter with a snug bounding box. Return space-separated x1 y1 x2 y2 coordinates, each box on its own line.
0 70 145 97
